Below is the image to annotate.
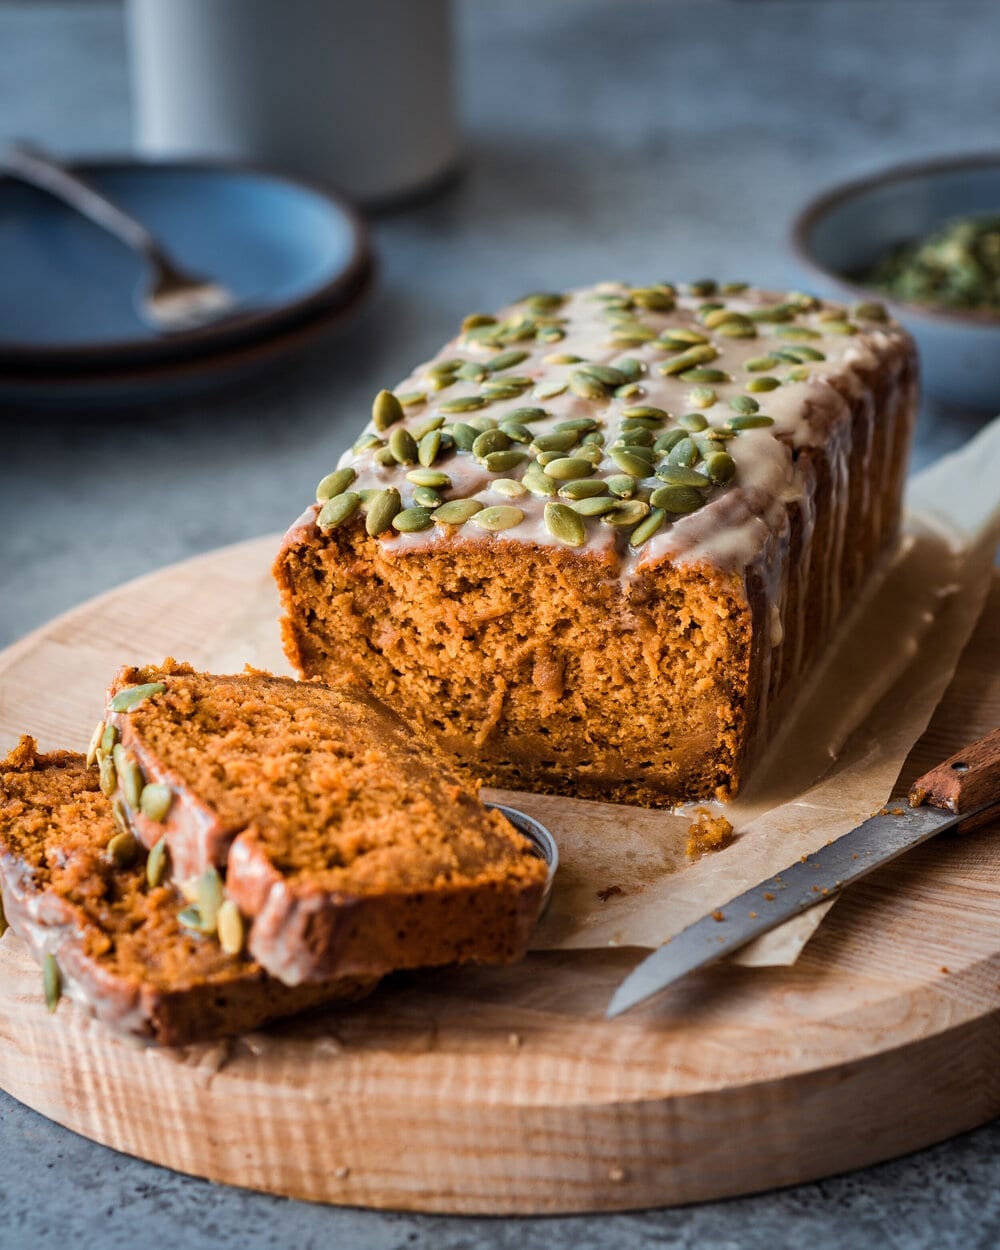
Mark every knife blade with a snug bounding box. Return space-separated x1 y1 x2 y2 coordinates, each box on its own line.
606 727 1000 1019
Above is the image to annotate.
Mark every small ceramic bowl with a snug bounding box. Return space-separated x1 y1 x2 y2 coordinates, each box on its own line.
791 153 1000 409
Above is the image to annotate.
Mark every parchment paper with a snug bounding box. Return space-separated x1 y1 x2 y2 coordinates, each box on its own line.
207 418 1000 967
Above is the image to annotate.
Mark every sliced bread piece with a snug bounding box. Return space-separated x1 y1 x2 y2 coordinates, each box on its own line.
103 662 549 986
0 737 375 1044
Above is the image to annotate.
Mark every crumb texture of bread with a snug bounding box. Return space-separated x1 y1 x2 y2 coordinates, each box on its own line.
273 282 918 806
0 737 374 1044
105 664 549 986
685 808 736 859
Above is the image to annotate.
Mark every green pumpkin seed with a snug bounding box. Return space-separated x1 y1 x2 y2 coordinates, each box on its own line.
482 381 530 401
748 303 795 323
786 346 826 362
654 429 688 454
531 430 578 453
667 437 699 468
582 431 605 447
537 325 565 342
107 830 139 868
139 783 172 823
523 291 565 312
568 370 609 400
701 308 744 330
439 395 489 414
390 507 433 533
412 486 442 508
533 381 568 401
470 505 525 531
508 406 551 422
704 452 737 484
678 412 709 432
417 430 442 467
785 367 811 382
776 325 821 340
686 386 716 410
112 744 143 809
98 753 117 797
100 723 117 755
558 478 608 500
544 456 596 480
316 467 357 503
729 395 760 415
43 954 60 1012
571 495 620 516
744 354 782 372
631 285 676 310
373 447 396 467
617 358 645 382
822 320 857 335
542 353 583 365
374 390 405 432
654 467 711 489
473 428 511 459
852 300 888 322
577 363 628 387
660 328 709 348
110 683 166 714
658 344 719 375
462 313 497 332
365 487 402 536
654 485 705 514
317 491 361 529
434 499 485 525
486 349 530 372
197 867 224 935
396 392 427 409
178 905 204 932
217 900 245 956
606 473 637 498
388 428 417 465
406 469 451 490
716 320 757 339
576 444 605 466
622 405 670 422
483 449 527 473
608 448 652 477
554 417 600 433
745 376 781 393
544 502 587 547
617 427 655 446
686 279 717 297
146 837 169 888
499 421 532 444
85 721 104 768
449 422 479 451
602 499 650 527
727 414 776 430
521 465 559 496
679 367 729 384
492 478 528 498
428 358 463 379
629 507 666 548
455 361 487 383
787 291 821 311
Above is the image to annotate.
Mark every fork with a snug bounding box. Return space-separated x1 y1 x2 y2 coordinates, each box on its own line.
5 142 239 333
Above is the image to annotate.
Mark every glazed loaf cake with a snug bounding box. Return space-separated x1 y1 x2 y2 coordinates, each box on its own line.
0 738 374 1044
102 662 548 986
275 282 918 806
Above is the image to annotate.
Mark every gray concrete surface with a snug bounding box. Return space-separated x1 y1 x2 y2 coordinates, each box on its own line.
0 2 998 1245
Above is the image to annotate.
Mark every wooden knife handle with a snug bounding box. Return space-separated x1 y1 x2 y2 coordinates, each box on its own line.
908 727 1000 815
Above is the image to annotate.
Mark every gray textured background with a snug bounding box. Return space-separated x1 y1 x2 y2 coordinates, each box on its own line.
1 2 998 1246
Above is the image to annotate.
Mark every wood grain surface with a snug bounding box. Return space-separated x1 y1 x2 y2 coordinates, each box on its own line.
0 536 997 1215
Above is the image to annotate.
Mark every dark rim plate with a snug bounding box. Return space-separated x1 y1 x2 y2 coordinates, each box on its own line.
0 157 374 373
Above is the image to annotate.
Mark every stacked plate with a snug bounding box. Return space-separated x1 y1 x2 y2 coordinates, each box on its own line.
0 159 374 405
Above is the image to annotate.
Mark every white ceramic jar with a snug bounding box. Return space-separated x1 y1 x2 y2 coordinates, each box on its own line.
126 0 460 205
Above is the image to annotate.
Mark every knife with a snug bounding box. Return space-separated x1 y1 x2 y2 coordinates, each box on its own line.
606 727 1000 1019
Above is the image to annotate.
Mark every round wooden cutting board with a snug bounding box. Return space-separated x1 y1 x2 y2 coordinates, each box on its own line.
0 536 997 1215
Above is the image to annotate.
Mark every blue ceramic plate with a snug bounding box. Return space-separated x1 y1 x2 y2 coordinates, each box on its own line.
791 153 1000 409
0 159 373 372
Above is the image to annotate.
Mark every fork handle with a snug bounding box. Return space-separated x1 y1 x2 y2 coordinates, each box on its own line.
5 142 179 279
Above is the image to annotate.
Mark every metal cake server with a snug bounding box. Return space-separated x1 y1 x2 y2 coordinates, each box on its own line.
5 142 239 332
607 727 1000 1018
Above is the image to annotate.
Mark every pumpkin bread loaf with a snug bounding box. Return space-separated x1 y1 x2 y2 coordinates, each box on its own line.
274 281 917 806
103 662 549 987
0 737 375 1045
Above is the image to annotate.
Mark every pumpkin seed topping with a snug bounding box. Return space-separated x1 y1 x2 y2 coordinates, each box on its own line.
316 467 357 503
745 376 781 393
140 783 173 823
197 868 224 935
533 380 568 400
532 430 579 453
178 905 203 933
107 830 139 869
462 313 496 332
406 468 451 489
655 466 711 488
439 395 489 414
602 499 650 527
218 900 245 956
483 449 527 473
522 465 559 496
606 474 637 498
727 414 776 430
558 478 608 500
745 353 782 372
98 753 117 798
146 837 169 888
389 429 416 467
417 430 442 467
448 422 478 451
571 495 620 517
687 386 716 410
654 429 688 454
499 421 533 444
473 428 511 459
653 485 705 514
679 367 729 384
667 437 699 468
470 505 525 531
43 954 60 1012
434 499 485 525
608 448 653 478
629 507 666 548
112 744 144 809
545 456 597 480
704 451 737 484
729 394 760 415
622 405 670 422
372 389 404 432
493 478 528 498
544 502 587 547
392 507 434 533
318 492 361 529
110 683 166 713
568 370 609 400
776 325 821 340
86 721 104 768
660 328 709 347
366 488 402 536
508 406 551 422
658 344 719 376
397 391 427 408
412 486 442 508
678 412 709 432
487 349 530 372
